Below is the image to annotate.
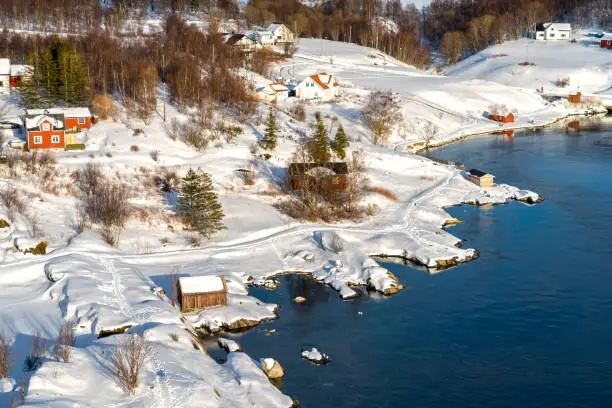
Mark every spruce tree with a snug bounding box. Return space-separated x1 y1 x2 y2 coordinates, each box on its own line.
308 112 331 163
178 168 225 239
331 124 349 160
260 107 277 151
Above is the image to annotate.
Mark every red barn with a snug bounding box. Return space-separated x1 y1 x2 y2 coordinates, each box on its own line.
25 113 66 150
488 112 515 123
26 108 93 131
9 65 30 88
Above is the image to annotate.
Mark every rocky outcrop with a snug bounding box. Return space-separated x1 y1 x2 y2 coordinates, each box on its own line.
218 337 242 352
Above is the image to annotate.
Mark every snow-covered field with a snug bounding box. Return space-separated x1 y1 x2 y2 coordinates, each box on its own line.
0 35 608 406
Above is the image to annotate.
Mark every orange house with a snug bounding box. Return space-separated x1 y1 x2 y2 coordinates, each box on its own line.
488 112 515 123
25 113 66 150
26 108 92 131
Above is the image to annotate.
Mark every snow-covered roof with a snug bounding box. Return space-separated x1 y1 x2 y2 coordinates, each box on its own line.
0 59 10 76
10 64 30 76
26 107 91 118
24 114 64 131
538 22 571 32
601 34 612 41
266 23 285 33
267 83 289 93
179 276 226 294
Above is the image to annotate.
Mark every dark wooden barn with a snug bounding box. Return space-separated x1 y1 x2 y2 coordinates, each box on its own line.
178 275 228 312
288 162 348 191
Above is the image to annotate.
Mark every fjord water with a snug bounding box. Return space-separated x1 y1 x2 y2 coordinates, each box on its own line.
229 117 612 407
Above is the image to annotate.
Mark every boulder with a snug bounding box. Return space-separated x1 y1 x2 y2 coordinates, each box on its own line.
260 358 284 379
293 296 306 303
301 347 329 364
217 337 242 352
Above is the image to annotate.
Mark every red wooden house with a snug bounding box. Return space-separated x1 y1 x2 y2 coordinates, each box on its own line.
600 35 612 49
488 112 515 123
24 113 66 150
26 108 93 131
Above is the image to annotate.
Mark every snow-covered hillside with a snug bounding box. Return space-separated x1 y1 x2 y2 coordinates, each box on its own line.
0 33 608 407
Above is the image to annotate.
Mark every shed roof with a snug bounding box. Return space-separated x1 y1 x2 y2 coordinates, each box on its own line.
267 23 285 33
26 107 91 118
10 64 30 76
179 276 226 294
469 169 493 178
0 59 10 75
288 162 348 176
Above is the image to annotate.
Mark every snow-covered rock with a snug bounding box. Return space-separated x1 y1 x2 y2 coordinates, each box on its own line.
0 378 16 393
218 337 242 352
293 296 306 303
301 347 329 364
260 357 285 379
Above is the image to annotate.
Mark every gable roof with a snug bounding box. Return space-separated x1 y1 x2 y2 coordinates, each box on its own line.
0 59 10 76
178 276 226 295
288 162 348 176
537 22 571 31
266 23 285 33
224 33 256 46
26 107 91 118
268 83 289 92
300 72 339 91
24 114 65 131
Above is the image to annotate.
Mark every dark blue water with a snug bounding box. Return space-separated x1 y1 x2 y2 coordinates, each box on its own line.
222 117 612 407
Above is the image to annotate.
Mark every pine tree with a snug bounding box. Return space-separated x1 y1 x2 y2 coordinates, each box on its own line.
260 107 277 151
331 124 349 160
308 112 331 163
178 168 225 239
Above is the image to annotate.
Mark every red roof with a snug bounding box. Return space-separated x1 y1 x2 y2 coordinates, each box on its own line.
309 73 338 90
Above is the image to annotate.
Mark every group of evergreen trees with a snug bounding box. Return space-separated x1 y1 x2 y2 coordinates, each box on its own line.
19 39 89 108
260 107 349 163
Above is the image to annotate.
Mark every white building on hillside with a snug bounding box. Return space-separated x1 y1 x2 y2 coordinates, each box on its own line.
294 73 339 101
256 82 290 102
535 23 571 40
0 58 10 93
255 23 294 46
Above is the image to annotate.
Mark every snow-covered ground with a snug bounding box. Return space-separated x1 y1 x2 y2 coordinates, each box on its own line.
0 35 608 406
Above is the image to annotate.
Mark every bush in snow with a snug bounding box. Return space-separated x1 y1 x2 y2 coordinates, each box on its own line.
149 149 160 162
24 331 46 372
92 94 117 121
109 334 150 395
54 320 76 363
0 332 12 378
362 91 401 145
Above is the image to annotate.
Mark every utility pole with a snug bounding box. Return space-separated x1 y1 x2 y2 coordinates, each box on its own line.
162 53 166 122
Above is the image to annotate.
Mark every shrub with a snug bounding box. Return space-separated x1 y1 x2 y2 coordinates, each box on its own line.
133 129 144 136
65 143 86 151
24 331 46 371
0 332 12 378
170 333 179 342
329 232 344 253
85 181 130 229
0 219 9 228
23 242 47 255
150 149 160 161
236 169 257 185
109 334 150 395
366 202 380 216
130 145 140 152
98 325 132 339
54 320 76 363
92 94 117 120
554 77 570 88
101 225 121 247
366 186 398 201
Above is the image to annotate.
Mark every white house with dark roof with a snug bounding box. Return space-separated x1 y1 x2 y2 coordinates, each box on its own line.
294 73 340 101
535 23 572 40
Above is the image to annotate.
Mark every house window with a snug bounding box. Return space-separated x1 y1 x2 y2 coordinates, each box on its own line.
549 33 555 37
33 136 42 144
42 123 51 131
51 135 60 144
77 117 86 125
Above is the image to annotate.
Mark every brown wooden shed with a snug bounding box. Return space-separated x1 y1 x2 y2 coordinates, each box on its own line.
178 275 228 312
288 162 348 191
467 169 495 188
568 92 582 104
